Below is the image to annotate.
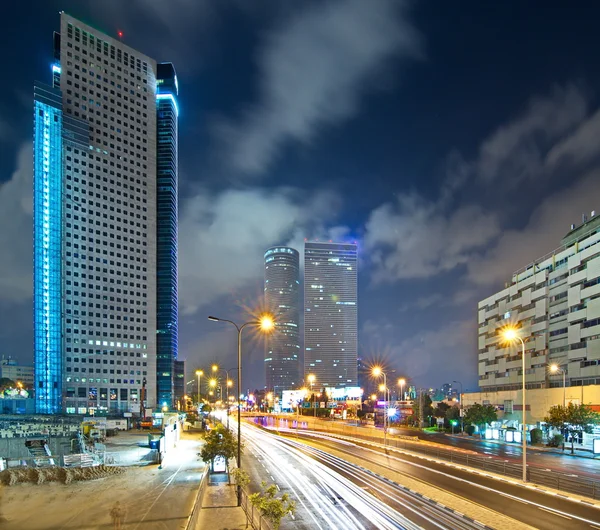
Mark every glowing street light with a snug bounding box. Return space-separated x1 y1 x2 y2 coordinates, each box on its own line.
501 326 528 482
549 363 566 407
208 313 275 507
398 378 406 401
195 369 204 406
307 374 316 417
372 366 389 448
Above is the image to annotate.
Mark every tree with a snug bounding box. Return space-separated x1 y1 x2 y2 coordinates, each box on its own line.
464 403 497 437
544 402 600 454
411 393 433 427
433 402 451 427
0 378 15 393
200 423 239 480
445 404 461 426
231 468 250 528
249 481 296 530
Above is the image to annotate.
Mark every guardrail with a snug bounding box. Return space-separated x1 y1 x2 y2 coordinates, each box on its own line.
185 467 209 530
240 488 273 530
298 423 600 500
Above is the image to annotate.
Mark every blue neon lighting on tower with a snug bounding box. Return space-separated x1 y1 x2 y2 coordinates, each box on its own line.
33 82 63 414
156 63 179 407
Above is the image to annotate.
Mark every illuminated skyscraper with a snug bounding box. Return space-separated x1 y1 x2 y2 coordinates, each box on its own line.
33 13 177 413
264 247 300 395
155 63 179 408
304 242 358 388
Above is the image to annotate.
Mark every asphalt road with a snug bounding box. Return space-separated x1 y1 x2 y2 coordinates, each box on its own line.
241 422 490 529
397 427 600 478
290 429 600 530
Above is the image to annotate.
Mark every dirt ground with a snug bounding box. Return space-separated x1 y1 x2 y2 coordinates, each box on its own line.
0 432 205 530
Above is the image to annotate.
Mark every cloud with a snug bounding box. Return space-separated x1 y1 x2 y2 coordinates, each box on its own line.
467 170 600 287
546 107 600 170
217 0 422 175
396 319 476 385
475 84 588 185
364 194 500 283
178 187 344 315
360 317 477 387
0 142 33 303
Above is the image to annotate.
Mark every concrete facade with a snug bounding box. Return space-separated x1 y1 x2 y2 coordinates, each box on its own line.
478 213 600 392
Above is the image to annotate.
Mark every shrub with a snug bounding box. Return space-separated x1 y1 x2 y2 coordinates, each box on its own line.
530 428 543 445
547 433 564 447
465 425 476 436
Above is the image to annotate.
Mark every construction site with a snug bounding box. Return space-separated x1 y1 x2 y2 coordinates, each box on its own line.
0 413 205 529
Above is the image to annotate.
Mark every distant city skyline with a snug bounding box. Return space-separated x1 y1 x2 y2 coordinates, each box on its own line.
4 2 600 392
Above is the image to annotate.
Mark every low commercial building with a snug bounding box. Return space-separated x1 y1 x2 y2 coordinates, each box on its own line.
463 385 600 451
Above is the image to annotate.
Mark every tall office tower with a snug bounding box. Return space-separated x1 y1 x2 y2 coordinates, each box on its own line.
478 212 600 391
264 247 300 396
155 63 179 408
33 13 175 413
304 242 358 388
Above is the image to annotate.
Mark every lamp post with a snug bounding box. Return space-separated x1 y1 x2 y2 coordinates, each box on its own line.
549 364 566 408
195 370 203 407
502 327 528 483
453 380 463 434
307 374 316 417
398 378 406 401
372 367 388 448
549 363 567 451
208 314 274 506
212 365 235 430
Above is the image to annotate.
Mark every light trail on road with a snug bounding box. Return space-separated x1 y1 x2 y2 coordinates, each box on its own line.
274 427 600 530
241 422 489 529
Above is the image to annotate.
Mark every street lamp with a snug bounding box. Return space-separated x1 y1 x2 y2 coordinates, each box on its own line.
398 378 406 401
307 374 316 417
549 364 566 408
549 363 567 451
195 370 203 407
502 326 528 483
212 365 236 429
452 380 463 434
372 366 388 448
208 313 274 506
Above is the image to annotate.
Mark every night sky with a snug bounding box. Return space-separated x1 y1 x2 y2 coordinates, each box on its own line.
2 1 600 393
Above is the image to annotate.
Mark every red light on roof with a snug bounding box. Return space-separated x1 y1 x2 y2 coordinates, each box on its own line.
118 30 124 38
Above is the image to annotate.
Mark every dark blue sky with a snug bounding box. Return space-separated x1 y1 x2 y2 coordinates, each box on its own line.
2 1 600 392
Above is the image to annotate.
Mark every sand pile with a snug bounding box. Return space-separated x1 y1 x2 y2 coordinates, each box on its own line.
0 465 126 486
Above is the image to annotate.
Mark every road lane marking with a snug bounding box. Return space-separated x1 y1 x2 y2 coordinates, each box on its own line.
538 507 571 519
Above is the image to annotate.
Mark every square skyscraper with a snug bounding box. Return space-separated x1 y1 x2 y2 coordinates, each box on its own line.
33 13 178 414
304 242 358 388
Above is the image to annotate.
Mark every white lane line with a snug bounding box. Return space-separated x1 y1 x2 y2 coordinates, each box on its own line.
538 507 571 519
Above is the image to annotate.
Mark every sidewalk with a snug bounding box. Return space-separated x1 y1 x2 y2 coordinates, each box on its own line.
195 473 248 530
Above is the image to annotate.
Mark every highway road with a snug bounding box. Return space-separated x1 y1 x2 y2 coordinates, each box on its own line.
272 427 600 530
242 422 490 530
260 414 600 479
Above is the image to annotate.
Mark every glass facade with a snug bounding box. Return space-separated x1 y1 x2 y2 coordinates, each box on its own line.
304 242 358 388
33 83 63 414
156 63 179 407
264 247 300 396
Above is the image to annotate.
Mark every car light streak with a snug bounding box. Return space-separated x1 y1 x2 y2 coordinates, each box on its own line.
286 428 600 528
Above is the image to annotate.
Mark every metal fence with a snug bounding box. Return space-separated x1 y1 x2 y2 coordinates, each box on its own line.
240 488 273 530
185 467 209 530
305 425 600 500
